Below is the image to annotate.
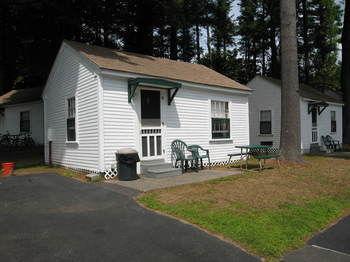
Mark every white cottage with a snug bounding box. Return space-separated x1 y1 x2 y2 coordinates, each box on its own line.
43 41 251 175
248 76 343 153
0 87 44 145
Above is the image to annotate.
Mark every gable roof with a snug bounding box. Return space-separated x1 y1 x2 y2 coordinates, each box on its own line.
64 40 250 92
257 76 343 104
0 87 42 107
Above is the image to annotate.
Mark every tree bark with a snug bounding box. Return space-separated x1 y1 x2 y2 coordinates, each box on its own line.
342 0 350 145
195 24 201 61
170 25 178 60
270 24 279 78
206 24 212 65
280 0 302 161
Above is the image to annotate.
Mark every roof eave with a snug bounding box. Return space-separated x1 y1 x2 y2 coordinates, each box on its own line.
100 68 252 94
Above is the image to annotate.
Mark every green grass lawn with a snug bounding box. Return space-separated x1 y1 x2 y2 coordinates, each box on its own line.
138 155 350 260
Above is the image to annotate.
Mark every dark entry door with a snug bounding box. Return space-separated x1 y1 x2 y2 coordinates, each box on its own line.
141 90 161 127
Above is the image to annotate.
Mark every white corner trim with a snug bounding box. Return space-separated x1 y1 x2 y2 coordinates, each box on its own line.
97 75 105 171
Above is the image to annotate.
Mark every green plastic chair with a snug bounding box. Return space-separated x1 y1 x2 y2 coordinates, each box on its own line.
187 145 210 169
171 140 194 173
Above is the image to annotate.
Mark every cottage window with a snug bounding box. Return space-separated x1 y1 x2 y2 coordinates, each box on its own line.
331 111 336 133
211 101 230 139
261 141 273 146
67 97 76 141
20 111 30 133
260 110 272 134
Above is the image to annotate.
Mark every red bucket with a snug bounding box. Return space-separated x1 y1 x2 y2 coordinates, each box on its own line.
2 162 15 176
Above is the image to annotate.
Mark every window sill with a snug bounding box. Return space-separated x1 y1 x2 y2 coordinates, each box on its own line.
209 138 233 144
258 134 273 137
66 141 79 145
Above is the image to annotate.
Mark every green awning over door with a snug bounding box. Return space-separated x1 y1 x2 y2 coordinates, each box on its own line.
128 77 181 105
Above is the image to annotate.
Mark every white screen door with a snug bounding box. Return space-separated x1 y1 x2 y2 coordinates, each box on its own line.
311 107 318 143
140 89 164 159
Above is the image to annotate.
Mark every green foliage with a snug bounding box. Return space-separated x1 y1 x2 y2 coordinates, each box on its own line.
199 50 247 83
0 0 343 92
306 0 343 89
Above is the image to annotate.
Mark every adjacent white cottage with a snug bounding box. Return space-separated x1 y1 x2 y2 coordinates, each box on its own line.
0 87 44 145
43 41 251 174
248 76 343 153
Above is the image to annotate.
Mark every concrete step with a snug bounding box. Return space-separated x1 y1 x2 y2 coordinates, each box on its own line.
144 167 182 179
140 159 171 174
310 143 322 154
141 163 173 174
141 159 165 165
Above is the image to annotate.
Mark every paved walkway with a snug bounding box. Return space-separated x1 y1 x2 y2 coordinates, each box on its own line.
0 174 258 262
105 168 240 192
283 216 350 261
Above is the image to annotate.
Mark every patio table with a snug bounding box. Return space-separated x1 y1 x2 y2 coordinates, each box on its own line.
235 145 271 171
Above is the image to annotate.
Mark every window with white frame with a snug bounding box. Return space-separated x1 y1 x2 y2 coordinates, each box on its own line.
20 111 30 133
331 110 336 133
260 110 272 134
211 100 230 139
67 97 76 141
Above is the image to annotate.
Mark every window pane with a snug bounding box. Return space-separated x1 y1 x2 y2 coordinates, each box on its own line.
260 110 272 134
150 136 155 156
142 136 148 157
67 118 76 141
20 111 30 133
212 118 230 139
67 97 76 141
156 136 162 156
331 111 336 132
312 108 317 127
211 101 229 118
260 110 271 121
261 141 273 146
67 97 76 118
260 121 271 134
331 111 336 121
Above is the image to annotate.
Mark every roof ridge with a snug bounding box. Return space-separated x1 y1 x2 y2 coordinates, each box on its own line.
64 40 250 91
256 75 342 103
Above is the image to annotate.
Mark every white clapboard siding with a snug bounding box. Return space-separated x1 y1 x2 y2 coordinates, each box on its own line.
102 76 137 169
43 46 100 172
1 101 44 144
165 87 250 164
248 76 281 148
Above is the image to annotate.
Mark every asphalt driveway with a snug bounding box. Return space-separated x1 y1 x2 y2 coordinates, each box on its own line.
0 174 258 262
284 216 350 262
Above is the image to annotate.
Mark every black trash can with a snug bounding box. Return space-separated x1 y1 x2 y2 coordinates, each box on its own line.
116 148 140 181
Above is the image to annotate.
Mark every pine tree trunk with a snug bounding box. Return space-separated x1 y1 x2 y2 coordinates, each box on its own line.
280 0 302 161
170 25 178 60
206 25 212 64
195 24 201 61
270 25 279 78
342 0 350 145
